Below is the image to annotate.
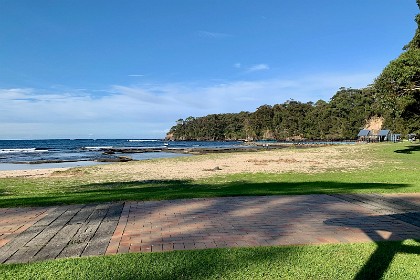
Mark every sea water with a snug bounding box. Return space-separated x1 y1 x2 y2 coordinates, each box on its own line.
0 139 243 170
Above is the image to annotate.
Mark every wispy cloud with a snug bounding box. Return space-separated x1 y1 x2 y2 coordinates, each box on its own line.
128 74 144 77
0 88 32 100
234 63 241 69
197 30 231 39
246 64 270 72
0 71 376 139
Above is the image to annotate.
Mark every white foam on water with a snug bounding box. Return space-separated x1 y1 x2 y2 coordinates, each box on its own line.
128 139 159 142
0 148 40 154
84 146 113 150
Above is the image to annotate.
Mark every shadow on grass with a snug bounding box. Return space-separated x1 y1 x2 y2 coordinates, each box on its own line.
354 239 420 280
394 144 420 154
325 212 420 280
0 179 410 207
123 246 307 280
0 244 348 279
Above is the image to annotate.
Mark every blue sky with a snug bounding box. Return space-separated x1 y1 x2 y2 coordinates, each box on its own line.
0 0 418 139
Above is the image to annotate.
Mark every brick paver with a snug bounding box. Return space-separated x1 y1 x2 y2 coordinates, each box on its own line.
107 194 420 255
1 194 419 264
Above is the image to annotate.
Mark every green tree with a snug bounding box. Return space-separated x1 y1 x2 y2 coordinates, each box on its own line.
328 88 375 139
248 105 274 139
374 0 420 135
404 0 420 51
303 100 331 139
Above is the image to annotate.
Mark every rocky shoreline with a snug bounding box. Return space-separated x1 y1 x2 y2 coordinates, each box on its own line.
99 141 340 155
99 144 286 156
7 142 343 165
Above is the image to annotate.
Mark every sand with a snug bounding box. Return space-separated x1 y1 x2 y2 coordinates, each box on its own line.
0 144 372 180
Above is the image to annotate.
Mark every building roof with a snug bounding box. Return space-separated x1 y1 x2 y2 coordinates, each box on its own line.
378 130 390 136
358 129 371 137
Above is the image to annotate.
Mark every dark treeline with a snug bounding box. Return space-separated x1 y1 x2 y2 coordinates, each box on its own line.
167 87 376 141
168 1 420 141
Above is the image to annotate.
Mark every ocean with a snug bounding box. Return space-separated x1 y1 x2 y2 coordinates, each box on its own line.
0 139 243 170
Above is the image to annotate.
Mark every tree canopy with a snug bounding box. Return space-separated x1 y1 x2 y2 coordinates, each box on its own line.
167 88 376 141
373 0 420 135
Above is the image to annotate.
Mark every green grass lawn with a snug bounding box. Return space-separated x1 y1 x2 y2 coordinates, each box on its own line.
0 142 419 207
1 240 419 280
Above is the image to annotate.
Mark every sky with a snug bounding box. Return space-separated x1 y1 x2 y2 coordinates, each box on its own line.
0 0 418 139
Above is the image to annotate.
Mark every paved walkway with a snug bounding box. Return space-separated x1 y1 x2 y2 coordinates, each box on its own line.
0 194 419 264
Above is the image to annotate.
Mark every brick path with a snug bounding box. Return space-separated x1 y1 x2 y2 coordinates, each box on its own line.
0 194 419 264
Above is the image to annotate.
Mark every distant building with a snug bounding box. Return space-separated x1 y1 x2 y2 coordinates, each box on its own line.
357 129 371 141
391 134 401 142
378 130 391 142
358 129 398 142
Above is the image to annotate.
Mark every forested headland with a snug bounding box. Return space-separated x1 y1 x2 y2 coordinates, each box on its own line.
167 1 420 141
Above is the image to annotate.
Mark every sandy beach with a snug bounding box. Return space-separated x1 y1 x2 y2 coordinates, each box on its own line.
0 144 372 180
